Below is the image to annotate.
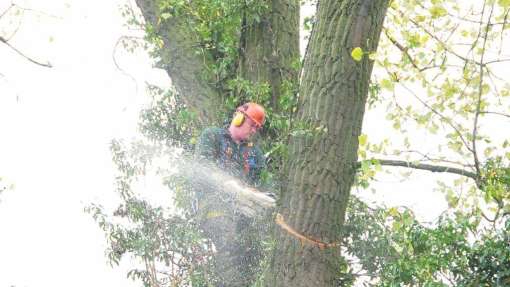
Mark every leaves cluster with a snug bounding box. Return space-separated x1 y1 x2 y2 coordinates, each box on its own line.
87 140 217 286
96 0 510 286
342 198 510 286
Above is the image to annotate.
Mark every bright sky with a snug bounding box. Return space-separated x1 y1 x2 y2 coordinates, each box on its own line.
0 1 480 286
0 0 169 286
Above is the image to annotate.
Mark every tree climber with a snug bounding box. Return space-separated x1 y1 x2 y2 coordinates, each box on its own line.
195 102 266 187
194 102 267 287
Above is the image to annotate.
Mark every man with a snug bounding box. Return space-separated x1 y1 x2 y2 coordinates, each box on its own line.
194 102 267 287
195 102 266 187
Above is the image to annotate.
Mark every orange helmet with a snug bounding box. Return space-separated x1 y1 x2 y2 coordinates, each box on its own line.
237 102 265 128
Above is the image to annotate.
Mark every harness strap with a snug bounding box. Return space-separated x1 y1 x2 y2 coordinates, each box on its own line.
219 131 253 176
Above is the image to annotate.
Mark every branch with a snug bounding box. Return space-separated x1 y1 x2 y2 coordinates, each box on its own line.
0 3 14 19
479 111 510 118
359 159 478 180
112 36 139 94
134 0 219 125
472 0 494 177
395 9 483 67
383 28 422 71
400 84 473 154
0 36 52 68
11 3 62 19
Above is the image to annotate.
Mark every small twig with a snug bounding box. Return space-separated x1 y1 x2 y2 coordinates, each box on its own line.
478 111 510 118
499 10 509 56
112 35 140 94
401 84 473 154
383 28 422 71
0 3 14 19
394 9 483 67
11 3 62 19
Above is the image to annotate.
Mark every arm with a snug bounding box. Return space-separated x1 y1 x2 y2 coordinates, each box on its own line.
195 127 221 161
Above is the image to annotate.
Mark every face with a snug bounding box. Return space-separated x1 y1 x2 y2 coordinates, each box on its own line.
230 116 260 142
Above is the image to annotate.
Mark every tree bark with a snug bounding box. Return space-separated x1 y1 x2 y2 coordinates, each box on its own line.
135 0 220 125
238 0 300 111
266 0 389 286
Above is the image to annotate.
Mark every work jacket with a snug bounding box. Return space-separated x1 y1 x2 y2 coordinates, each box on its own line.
195 127 265 187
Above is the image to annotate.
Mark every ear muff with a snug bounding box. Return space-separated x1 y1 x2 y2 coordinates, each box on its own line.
232 111 245 127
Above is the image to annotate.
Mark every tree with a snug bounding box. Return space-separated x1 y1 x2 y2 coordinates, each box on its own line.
90 0 510 286
132 0 389 285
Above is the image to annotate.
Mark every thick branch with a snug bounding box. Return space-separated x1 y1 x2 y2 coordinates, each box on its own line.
134 0 219 125
361 159 478 180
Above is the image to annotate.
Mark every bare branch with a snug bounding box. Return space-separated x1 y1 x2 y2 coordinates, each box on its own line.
0 3 14 19
11 3 62 19
383 29 421 71
415 1 509 26
499 9 509 56
479 111 510 118
400 84 473 155
0 36 52 68
395 9 483 67
112 35 140 94
472 1 495 178
361 159 478 180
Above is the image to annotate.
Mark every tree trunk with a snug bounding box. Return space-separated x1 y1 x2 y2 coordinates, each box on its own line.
135 0 220 125
238 0 300 111
266 0 389 286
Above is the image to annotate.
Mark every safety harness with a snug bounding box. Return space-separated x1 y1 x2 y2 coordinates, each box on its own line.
217 129 258 181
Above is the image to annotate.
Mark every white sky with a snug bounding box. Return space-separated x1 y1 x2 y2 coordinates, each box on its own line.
1 0 500 286
0 0 169 286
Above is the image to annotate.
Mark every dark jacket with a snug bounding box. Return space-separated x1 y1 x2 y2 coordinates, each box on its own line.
195 127 265 187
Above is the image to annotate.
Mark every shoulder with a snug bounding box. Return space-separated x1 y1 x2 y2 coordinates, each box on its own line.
199 127 225 140
200 127 224 136
197 127 227 150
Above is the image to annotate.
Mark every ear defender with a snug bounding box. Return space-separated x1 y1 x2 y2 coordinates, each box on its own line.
232 111 245 127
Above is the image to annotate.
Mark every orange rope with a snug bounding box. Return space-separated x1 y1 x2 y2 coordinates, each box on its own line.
275 213 339 250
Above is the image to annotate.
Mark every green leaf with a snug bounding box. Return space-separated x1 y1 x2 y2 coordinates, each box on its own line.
351 47 364 61
388 207 399 217
499 0 510 8
429 5 447 18
359 134 368 146
160 12 172 20
381 78 395 91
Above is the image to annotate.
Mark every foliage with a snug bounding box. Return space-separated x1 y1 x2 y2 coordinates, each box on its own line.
139 85 199 150
342 198 510 286
346 0 510 284
92 0 510 286
87 139 217 286
123 0 301 185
